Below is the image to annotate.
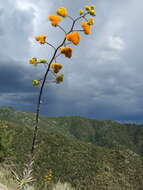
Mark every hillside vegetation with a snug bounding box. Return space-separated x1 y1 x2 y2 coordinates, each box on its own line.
0 107 143 189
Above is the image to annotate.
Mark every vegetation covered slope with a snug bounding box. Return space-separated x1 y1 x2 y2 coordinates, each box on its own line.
0 106 143 155
0 107 143 189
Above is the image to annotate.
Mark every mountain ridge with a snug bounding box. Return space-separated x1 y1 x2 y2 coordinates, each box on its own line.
0 106 143 156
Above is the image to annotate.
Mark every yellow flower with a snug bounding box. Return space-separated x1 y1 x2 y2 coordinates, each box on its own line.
89 9 96 16
87 18 94 25
60 47 73 58
66 32 80 45
56 7 68 17
84 5 96 16
79 9 84 15
48 14 62 26
90 5 96 10
56 74 64 83
44 169 53 183
35 35 47 44
39 58 47 63
29 58 38 65
85 6 91 11
81 22 92 34
50 62 63 73
32 80 40 86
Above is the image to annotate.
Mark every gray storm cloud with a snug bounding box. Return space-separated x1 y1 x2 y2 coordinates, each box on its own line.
0 0 143 123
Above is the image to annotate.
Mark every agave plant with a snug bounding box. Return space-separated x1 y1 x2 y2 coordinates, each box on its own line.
11 160 35 190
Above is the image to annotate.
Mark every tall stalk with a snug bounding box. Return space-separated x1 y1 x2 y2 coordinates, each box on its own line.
30 13 88 155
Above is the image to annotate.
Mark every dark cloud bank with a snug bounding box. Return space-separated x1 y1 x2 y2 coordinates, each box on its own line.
0 0 143 124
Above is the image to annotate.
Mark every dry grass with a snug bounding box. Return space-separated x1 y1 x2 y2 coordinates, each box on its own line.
52 181 76 190
0 166 17 190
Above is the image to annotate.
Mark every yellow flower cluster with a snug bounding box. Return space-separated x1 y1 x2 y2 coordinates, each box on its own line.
44 169 53 183
87 18 94 25
48 15 62 27
29 58 37 65
85 5 96 16
66 32 80 45
57 7 68 17
81 22 92 35
56 74 64 83
51 62 63 73
48 7 68 26
29 58 47 65
35 35 47 44
60 47 73 58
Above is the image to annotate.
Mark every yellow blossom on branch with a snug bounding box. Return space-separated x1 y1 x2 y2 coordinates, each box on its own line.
29 58 38 65
87 18 94 25
32 80 40 86
50 62 63 73
84 5 96 16
89 9 96 16
56 7 68 17
39 58 47 63
55 74 64 83
91 5 96 10
85 6 91 11
48 15 62 27
79 9 84 15
66 32 80 45
35 35 47 44
60 47 73 58
81 22 92 34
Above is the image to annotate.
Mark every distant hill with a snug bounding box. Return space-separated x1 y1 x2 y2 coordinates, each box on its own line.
0 106 143 155
0 106 143 189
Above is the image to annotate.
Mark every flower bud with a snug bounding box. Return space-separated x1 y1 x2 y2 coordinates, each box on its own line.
55 74 64 83
39 58 47 63
32 80 40 86
85 6 91 11
87 18 94 25
89 10 96 16
90 5 96 10
79 9 84 15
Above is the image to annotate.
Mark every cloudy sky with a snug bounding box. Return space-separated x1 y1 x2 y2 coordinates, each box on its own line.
0 0 143 123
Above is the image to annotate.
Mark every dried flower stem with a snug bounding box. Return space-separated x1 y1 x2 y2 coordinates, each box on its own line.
46 42 56 50
31 13 89 155
57 25 67 34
